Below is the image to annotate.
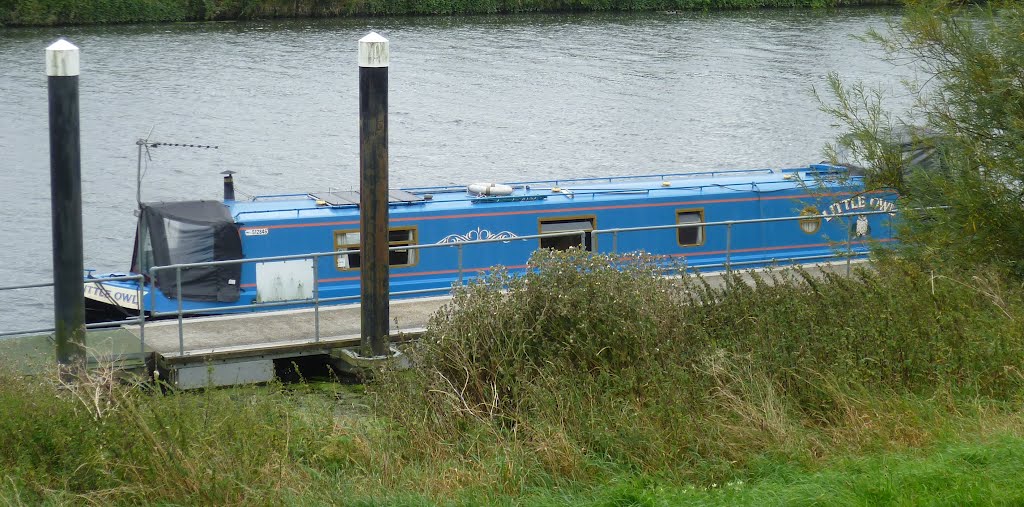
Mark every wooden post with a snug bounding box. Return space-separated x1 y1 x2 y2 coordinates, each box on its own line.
359 32 390 357
46 38 86 376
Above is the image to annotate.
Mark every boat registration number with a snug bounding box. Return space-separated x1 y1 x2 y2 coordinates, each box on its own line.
245 228 270 236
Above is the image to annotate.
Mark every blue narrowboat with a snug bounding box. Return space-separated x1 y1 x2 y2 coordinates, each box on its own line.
83 164 898 322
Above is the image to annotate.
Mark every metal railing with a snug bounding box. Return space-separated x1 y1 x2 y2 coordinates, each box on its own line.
0 273 148 354
140 209 896 355
0 209 897 354
403 168 779 193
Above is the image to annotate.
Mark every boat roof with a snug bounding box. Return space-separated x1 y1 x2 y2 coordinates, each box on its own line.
224 164 855 224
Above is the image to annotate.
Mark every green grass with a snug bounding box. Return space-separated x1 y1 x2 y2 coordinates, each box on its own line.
0 329 148 375
2 374 1023 505
368 251 1024 490
570 436 1024 506
2 250 1023 504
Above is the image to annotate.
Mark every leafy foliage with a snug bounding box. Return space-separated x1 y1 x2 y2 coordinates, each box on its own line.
371 250 1024 485
1 0 901 26
820 0 1024 277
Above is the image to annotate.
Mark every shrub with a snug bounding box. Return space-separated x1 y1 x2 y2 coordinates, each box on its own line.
371 250 1024 483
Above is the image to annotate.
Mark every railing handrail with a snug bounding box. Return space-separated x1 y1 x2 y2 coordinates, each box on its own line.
147 208 898 274
0 273 147 342
1 208 901 345
1 273 145 292
402 168 781 192
232 168 857 219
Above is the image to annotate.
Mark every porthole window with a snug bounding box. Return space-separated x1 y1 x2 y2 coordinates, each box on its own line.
799 206 822 234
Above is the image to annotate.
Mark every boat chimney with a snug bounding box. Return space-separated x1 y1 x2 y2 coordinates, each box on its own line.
221 170 236 201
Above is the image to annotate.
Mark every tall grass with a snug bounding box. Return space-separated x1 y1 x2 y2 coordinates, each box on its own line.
370 249 1024 487
0 0 902 26
0 369 345 504
2 250 1023 503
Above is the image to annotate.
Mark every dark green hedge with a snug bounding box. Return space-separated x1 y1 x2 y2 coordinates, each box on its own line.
1 0 900 26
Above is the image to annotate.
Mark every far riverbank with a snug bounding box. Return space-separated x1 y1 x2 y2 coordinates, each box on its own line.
2 0 900 27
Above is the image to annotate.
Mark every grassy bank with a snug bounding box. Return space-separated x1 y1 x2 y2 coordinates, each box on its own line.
2 251 1023 504
0 0 901 27
368 251 1024 493
3 368 1024 506
3 2 1020 502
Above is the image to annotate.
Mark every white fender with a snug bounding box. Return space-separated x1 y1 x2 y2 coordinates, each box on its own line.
467 182 514 196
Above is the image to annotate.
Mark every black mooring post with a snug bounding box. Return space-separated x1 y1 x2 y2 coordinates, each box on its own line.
358 32 390 357
46 39 86 375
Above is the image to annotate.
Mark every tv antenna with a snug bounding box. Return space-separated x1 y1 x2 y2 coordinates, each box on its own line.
135 133 219 208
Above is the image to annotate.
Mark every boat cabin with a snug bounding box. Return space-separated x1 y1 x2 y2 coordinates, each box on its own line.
85 164 898 321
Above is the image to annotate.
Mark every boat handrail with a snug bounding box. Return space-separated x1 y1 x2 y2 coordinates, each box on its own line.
133 207 900 356
0 207 899 342
232 171 849 220
402 168 780 193
235 200 432 219
249 193 312 201
157 208 899 272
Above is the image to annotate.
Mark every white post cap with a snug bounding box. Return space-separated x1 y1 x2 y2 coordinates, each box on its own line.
46 38 80 77
358 32 389 68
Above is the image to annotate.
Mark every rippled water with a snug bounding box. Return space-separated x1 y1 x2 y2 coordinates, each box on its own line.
0 8 907 331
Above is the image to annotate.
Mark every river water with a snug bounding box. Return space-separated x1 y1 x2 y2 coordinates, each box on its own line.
0 8 908 332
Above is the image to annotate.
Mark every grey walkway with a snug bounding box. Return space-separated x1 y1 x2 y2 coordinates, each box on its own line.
2 261 868 383
123 260 860 358
121 296 448 360
120 260 864 361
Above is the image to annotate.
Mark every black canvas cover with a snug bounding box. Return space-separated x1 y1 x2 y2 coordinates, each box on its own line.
133 200 242 302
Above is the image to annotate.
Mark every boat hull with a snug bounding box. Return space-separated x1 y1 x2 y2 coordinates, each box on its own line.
85 295 141 324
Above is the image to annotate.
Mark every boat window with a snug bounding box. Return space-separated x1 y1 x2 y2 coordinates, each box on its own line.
138 200 242 303
335 231 361 269
164 218 215 264
388 228 417 266
334 227 418 270
131 219 156 277
676 210 705 246
539 217 595 251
